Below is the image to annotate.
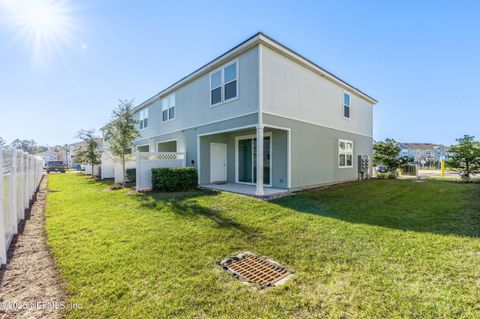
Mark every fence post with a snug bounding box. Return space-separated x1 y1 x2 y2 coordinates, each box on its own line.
135 151 140 192
0 147 7 264
11 150 17 233
24 153 28 209
20 152 25 216
27 154 31 201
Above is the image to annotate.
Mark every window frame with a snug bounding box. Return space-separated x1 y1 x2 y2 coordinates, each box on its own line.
161 93 176 123
343 91 351 119
338 139 354 168
139 107 149 130
136 144 150 152
209 59 239 107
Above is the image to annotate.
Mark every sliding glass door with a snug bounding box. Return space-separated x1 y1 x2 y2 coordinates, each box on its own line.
237 135 271 186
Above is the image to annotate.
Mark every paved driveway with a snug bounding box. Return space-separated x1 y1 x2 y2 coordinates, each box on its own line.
417 169 461 179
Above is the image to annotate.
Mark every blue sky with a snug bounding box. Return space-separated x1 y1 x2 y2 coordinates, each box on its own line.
0 0 478 146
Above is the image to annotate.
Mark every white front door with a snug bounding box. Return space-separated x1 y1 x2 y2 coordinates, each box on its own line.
210 143 227 183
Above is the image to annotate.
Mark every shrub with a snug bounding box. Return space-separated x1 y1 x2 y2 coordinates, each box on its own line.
126 168 136 182
151 167 198 192
376 172 397 179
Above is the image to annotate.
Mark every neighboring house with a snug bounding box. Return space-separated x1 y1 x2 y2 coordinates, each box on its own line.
68 139 104 169
67 141 86 168
398 143 449 166
38 146 67 167
131 32 377 195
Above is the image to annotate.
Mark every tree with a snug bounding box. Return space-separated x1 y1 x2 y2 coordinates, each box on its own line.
37 145 48 153
103 99 140 187
446 135 480 180
10 139 38 153
373 138 407 177
73 129 102 178
0 137 5 147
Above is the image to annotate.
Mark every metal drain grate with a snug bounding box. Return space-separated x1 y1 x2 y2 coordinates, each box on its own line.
220 252 293 287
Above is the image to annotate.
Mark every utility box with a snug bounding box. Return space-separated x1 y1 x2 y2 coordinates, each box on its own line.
358 155 369 180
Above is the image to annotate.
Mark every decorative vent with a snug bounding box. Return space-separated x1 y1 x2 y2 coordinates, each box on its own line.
137 152 185 161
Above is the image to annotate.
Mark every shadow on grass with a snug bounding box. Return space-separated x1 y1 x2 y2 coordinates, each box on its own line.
272 179 480 238
136 189 259 239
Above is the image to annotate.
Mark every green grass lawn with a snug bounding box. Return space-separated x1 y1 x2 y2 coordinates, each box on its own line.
45 174 480 318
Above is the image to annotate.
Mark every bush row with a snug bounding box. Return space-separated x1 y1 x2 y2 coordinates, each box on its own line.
126 168 136 182
151 167 198 192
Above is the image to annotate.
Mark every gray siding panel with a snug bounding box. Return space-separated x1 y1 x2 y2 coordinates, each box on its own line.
261 45 373 138
263 113 372 188
134 46 259 140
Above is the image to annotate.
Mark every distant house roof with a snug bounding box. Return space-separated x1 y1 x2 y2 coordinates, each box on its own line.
132 32 377 113
398 143 447 150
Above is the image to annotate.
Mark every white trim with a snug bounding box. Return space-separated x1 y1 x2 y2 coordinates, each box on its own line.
196 135 201 184
258 44 263 128
234 132 272 187
197 124 257 137
209 142 227 183
262 111 373 138
209 59 239 107
338 139 354 168
263 124 292 189
156 139 178 152
287 129 291 188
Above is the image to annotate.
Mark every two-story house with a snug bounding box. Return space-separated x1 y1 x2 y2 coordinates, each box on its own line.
398 143 449 166
131 33 377 196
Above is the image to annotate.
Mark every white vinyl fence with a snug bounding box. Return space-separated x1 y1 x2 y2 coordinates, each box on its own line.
101 152 115 179
84 164 100 177
0 147 43 265
136 152 186 191
114 159 135 184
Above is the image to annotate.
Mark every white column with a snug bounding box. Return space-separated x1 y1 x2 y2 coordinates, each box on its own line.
256 126 264 196
0 147 7 264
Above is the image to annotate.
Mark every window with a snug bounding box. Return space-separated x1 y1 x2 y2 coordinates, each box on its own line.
210 61 238 106
161 94 175 122
339 139 353 168
137 145 150 152
343 92 350 119
139 108 149 129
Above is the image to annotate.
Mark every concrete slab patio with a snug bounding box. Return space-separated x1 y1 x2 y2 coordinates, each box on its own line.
200 183 289 199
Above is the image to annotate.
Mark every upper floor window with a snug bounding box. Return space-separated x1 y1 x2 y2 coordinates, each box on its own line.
343 92 350 118
339 139 353 168
139 108 149 129
210 61 238 106
162 94 175 122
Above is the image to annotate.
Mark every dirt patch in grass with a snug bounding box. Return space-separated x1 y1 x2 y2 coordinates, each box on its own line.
0 176 66 319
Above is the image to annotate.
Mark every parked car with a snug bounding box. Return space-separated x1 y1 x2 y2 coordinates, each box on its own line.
376 164 388 173
47 161 67 173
